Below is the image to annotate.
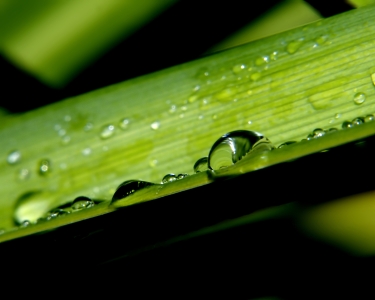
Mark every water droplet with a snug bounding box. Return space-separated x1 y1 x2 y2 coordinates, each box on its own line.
61 135 71 145
326 128 338 133
198 115 204 120
250 72 262 81
14 191 52 224
364 114 374 122
315 35 329 45
100 124 116 139
119 118 130 130
352 117 364 126
212 114 218 120
188 95 199 103
255 56 269 66
177 173 189 180
84 122 94 131
278 141 297 148
286 39 304 54
193 157 209 173
342 121 353 129
181 106 188 111
193 85 200 92
169 105 177 113
371 73 375 86
71 196 95 211
7 150 21 164
151 121 160 130
46 209 69 220
335 113 341 119
149 158 158 167
58 129 66 136
111 180 153 202
82 148 92 156
353 92 366 105
270 51 278 61
232 64 246 74
64 115 71 122
18 168 30 180
38 159 51 175
20 220 31 227
161 174 177 184
54 124 62 131
208 130 274 170
312 128 325 138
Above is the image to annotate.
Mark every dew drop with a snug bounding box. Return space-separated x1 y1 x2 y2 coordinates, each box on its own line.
38 159 51 175
193 157 209 173
250 72 262 81
169 105 177 114
326 128 338 133
364 114 374 122
7 150 21 165
111 180 154 203
119 118 130 130
149 158 158 168
150 121 160 130
286 39 304 54
20 220 31 227
58 129 66 136
353 92 366 105
342 121 353 129
352 117 364 126
82 148 92 156
161 174 177 184
255 56 269 66
84 122 94 131
177 173 189 180
14 191 52 224
188 95 199 103
61 135 71 145
335 113 341 119
208 130 274 171
270 51 278 61
100 124 116 139
64 115 71 122
71 196 95 211
46 209 69 220
18 168 30 180
232 64 246 74
312 128 325 138
278 141 297 148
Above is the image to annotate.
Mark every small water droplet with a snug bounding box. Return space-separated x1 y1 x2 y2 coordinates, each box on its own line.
255 56 269 66
20 220 31 227
161 174 177 184
179 114 185 118
58 129 66 136
61 135 71 145
286 39 304 54
212 114 218 120
149 158 158 168
46 208 69 220
232 64 246 74
335 113 341 119
208 130 274 170
352 117 364 126
364 114 374 122
326 128 338 133
64 115 71 122
193 157 209 173
7 150 21 164
100 124 116 139
119 118 130 130
278 141 297 148
188 95 199 103
250 72 262 81
181 106 188 111
177 173 189 180
169 105 177 113
84 122 94 131
54 124 62 131
18 168 30 180
315 35 329 45
312 128 325 138
151 121 160 130
111 180 153 203
38 159 51 175
353 92 366 105
198 115 204 120
342 121 353 129
82 148 92 156
193 85 200 92
270 51 278 61
71 196 95 211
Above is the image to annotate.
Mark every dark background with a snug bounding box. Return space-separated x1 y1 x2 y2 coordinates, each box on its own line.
0 0 353 113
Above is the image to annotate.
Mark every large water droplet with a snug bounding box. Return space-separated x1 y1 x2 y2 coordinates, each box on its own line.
342 121 353 129
208 130 274 170
100 124 116 139
71 196 95 211
7 150 21 165
161 174 177 184
38 159 51 175
150 121 160 130
112 180 154 202
193 157 209 173
353 92 366 105
14 191 52 224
